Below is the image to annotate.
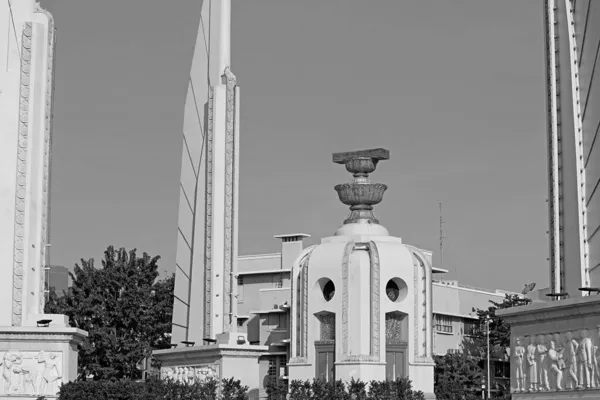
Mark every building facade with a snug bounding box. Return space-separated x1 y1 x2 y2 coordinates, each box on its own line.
44 265 69 298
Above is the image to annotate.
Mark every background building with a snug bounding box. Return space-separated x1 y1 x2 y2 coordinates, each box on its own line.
44 265 69 298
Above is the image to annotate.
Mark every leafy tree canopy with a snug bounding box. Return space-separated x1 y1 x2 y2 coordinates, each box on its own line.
45 246 174 381
434 353 483 400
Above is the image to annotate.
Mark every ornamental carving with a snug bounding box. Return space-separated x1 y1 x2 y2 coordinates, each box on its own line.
510 326 600 393
222 67 237 333
341 241 354 357
317 313 335 341
12 23 33 327
300 247 315 358
293 246 316 359
34 4 56 315
385 313 406 345
0 351 62 396
203 85 214 340
161 363 219 384
410 247 433 361
367 241 380 357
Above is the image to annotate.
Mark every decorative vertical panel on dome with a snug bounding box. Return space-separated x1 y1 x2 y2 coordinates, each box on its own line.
368 241 380 358
340 241 354 357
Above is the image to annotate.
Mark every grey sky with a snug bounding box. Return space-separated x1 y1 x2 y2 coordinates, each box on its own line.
44 0 548 292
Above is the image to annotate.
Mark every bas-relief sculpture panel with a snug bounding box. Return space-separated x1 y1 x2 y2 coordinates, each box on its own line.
0 351 62 396
511 326 600 393
161 364 220 384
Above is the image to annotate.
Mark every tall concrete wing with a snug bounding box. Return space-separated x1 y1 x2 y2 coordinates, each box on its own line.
172 0 239 345
544 0 600 296
0 0 86 394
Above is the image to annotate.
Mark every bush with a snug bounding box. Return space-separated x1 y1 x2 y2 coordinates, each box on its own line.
265 376 289 400
286 377 424 400
57 378 221 400
56 376 425 400
221 377 249 400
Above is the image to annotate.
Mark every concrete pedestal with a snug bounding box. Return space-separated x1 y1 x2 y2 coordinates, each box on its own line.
498 295 600 398
153 343 268 400
0 324 87 399
335 361 385 382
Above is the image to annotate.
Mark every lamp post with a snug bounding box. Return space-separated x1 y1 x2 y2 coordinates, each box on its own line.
486 317 491 399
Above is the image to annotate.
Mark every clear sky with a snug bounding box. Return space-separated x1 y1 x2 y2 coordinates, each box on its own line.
44 0 548 292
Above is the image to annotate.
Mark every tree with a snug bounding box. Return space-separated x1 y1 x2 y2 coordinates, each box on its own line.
45 246 175 380
434 353 483 400
469 294 531 355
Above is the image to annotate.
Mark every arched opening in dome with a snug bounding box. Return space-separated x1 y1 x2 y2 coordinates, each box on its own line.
386 278 408 302
386 280 399 301
321 279 335 301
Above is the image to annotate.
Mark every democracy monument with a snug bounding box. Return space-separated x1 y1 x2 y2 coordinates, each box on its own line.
1 0 599 398
0 0 87 398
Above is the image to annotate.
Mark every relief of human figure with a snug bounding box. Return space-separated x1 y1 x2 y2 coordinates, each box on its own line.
513 337 526 392
563 331 579 389
578 329 593 389
593 325 600 387
21 367 38 394
36 351 62 395
164 367 175 380
0 351 23 394
548 338 564 390
186 367 195 383
537 334 551 391
526 336 538 392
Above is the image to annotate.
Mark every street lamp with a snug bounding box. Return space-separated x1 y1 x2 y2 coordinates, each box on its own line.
486 317 491 399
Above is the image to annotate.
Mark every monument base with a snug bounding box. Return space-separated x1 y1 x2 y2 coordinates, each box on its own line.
0 315 87 399
512 390 600 399
498 295 600 397
153 342 269 400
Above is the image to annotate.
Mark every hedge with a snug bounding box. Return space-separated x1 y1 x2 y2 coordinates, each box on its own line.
266 376 426 400
52 377 244 400
43 376 424 400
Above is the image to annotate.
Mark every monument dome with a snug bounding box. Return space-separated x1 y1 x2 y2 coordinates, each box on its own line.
288 149 435 398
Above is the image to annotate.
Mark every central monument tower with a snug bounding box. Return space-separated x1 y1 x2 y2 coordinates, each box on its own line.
288 149 435 398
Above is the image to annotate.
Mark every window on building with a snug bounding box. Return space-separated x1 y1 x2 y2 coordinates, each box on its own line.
268 313 287 331
463 319 478 336
237 276 244 303
494 361 510 378
268 358 277 377
435 314 453 333
268 356 287 378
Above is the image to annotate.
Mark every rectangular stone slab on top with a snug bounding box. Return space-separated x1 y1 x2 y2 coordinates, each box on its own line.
332 148 390 164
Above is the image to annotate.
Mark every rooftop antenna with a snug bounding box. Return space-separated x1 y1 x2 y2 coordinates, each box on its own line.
439 202 446 273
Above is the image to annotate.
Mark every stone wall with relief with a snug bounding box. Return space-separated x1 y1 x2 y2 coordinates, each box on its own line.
511 327 600 393
498 296 600 397
0 350 62 396
160 363 220 384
